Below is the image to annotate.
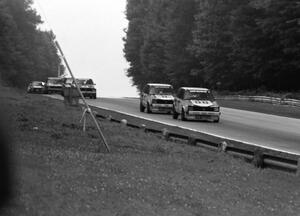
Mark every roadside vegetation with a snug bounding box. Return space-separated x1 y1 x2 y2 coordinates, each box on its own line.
0 0 63 88
1 85 299 216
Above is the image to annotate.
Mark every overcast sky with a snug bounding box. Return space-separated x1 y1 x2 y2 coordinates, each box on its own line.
32 0 138 97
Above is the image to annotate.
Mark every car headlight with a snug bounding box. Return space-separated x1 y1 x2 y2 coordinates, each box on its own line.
213 107 220 112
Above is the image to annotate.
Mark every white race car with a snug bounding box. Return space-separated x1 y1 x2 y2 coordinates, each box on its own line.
140 83 174 113
173 87 220 122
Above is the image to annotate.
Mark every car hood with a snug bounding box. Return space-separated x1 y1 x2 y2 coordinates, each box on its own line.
48 84 62 87
154 95 174 100
190 100 217 107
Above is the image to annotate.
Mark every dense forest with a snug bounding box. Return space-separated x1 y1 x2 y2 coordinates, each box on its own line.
124 0 300 92
0 0 61 87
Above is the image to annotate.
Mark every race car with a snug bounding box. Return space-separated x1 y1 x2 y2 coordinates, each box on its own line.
27 81 46 94
173 87 220 122
45 77 64 94
140 83 174 113
76 78 97 99
61 78 97 99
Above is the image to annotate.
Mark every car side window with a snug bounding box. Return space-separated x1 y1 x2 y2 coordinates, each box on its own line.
149 87 156 95
183 91 191 100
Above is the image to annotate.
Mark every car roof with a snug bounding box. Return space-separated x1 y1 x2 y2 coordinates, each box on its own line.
148 83 172 87
77 78 93 81
48 77 62 79
63 78 94 81
181 87 209 92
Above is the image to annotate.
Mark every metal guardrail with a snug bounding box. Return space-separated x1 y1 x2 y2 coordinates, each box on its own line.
47 95 300 174
217 95 300 107
95 111 300 175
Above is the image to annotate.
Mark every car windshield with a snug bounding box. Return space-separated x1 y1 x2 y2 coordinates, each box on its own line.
76 79 94 85
150 87 173 95
184 91 214 100
32 81 43 86
64 78 74 84
48 78 63 85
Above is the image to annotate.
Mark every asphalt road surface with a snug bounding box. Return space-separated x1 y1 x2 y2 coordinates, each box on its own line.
86 97 300 155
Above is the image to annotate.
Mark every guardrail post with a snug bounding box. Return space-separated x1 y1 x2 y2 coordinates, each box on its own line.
140 124 147 132
253 149 264 168
162 128 170 141
120 119 127 127
107 115 112 121
219 141 228 152
188 136 197 146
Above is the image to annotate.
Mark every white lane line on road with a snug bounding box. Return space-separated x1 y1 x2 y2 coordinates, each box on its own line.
91 103 300 156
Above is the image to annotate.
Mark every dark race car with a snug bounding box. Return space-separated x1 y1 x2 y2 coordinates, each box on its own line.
45 77 64 94
76 78 97 99
62 78 97 99
27 81 46 94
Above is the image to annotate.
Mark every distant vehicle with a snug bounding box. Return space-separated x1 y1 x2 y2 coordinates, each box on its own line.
62 77 74 88
76 78 97 99
45 77 64 94
61 77 75 97
140 83 174 113
61 78 97 99
173 87 220 122
27 81 46 94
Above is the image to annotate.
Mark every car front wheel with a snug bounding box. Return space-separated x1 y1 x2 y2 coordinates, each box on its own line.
181 109 187 121
146 102 152 113
140 102 145 112
172 107 178 119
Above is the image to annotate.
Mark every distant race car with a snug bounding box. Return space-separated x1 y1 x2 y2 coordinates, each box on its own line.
61 78 97 99
76 78 97 99
140 83 174 113
173 87 220 122
27 81 46 94
45 77 64 94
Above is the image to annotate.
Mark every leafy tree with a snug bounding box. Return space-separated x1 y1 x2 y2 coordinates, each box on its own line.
164 0 200 89
0 0 62 87
255 0 300 90
124 0 300 92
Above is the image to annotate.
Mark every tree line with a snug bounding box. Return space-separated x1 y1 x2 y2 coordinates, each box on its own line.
0 0 62 87
124 0 300 92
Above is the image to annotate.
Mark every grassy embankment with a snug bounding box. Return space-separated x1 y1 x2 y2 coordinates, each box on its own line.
218 100 300 119
1 86 300 216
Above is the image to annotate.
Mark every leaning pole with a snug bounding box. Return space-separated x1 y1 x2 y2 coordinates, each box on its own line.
54 39 110 153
